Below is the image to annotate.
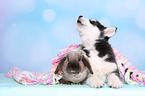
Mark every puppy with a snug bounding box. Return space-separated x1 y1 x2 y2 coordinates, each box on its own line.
54 51 93 84
76 15 123 88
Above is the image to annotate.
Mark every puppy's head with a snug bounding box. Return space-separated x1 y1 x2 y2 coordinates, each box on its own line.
76 15 117 44
54 51 93 75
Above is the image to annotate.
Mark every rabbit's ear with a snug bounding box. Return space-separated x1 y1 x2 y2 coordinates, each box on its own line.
54 56 66 74
82 55 93 74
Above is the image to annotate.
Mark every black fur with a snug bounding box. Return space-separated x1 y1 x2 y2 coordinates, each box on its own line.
89 20 106 31
99 31 105 38
94 39 116 63
104 36 110 40
111 69 120 77
89 19 108 39
78 15 83 19
94 39 121 78
81 45 90 57
89 19 112 59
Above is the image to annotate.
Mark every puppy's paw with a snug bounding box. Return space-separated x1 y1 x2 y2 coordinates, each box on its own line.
108 78 123 88
91 79 105 88
108 79 123 88
86 76 104 88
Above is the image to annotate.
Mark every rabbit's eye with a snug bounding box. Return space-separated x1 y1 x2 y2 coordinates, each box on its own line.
68 62 71 65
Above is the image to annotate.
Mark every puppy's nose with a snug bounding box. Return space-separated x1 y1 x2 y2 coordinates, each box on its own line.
78 15 83 19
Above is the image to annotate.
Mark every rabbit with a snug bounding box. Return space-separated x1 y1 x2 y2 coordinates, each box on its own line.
54 51 93 85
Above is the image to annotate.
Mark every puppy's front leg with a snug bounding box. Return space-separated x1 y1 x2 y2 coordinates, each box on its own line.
85 74 105 88
107 73 123 88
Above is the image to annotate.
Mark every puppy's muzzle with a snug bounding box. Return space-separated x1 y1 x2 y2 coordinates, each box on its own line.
77 15 83 25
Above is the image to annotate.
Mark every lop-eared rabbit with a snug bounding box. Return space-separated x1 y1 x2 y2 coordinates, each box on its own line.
76 16 123 88
55 51 93 84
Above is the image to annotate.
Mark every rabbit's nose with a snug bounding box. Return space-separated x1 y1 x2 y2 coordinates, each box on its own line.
67 63 81 74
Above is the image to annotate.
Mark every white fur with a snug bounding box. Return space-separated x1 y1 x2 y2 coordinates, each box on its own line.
76 17 101 49
107 73 123 88
89 51 117 81
76 16 123 88
62 67 88 83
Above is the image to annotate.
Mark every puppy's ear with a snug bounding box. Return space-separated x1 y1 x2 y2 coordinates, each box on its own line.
82 55 93 74
54 56 66 74
104 27 117 38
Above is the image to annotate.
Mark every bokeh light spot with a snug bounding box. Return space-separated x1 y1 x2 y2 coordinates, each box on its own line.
43 9 56 22
135 7 145 30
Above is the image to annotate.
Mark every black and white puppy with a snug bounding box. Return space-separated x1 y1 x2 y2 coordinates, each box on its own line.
76 16 123 88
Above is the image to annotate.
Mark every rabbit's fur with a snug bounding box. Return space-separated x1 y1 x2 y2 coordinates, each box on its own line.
55 51 93 84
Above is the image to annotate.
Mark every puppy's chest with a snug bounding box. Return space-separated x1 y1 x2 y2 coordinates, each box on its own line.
88 50 107 66
87 50 117 75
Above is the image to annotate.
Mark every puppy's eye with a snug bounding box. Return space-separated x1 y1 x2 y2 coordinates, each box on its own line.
89 20 97 26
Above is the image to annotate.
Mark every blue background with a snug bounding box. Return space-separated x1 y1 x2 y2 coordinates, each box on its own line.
0 0 145 73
